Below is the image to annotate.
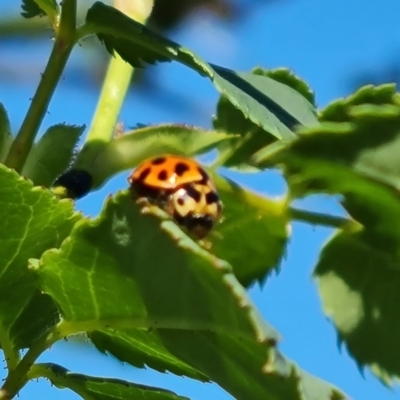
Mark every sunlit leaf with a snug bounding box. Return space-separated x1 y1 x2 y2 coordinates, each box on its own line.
0 165 80 349
35 191 344 400
253 68 316 107
213 68 317 170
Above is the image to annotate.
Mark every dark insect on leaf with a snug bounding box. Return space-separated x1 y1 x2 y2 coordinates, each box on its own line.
21 0 59 19
21 0 45 18
53 169 93 199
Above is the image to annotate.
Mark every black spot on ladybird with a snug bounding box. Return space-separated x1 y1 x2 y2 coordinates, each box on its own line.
138 167 151 182
151 157 166 165
198 167 209 184
175 162 189 176
205 191 219 205
158 170 168 181
185 185 201 202
177 197 185 206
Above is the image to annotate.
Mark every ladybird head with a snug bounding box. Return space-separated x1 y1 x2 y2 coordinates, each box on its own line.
170 183 223 239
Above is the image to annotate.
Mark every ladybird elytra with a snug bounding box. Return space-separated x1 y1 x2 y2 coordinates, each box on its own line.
128 154 223 239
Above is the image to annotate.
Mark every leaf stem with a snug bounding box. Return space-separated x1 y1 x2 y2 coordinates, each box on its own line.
289 207 358 230
0 322 20 372
4 0 77 173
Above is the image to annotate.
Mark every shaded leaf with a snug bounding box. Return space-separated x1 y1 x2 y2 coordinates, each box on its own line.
34 363 189 400
314 230 400 384
213 96 276 171
0 103 13 162
35 191 344 400
86 2 177 68
262 84 400 383
90 330 209 382
22 124 85 187
211 174 289 287
0 164 80 349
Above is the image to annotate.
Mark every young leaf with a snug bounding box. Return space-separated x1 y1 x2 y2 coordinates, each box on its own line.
0 164 80 351
0 103 13 162
22 124 85 187
35 191 344 400
86 2 317 144
74 124 234 190
32 363 190 400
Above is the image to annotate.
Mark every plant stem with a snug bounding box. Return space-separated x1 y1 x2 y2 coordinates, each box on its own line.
74 53 134 169
0 322 20 373
289 207 358 230
74 0 154 170
4 0 77 173
0 326 62 400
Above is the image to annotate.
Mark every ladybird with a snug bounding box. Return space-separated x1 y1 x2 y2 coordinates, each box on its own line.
128 154 223 239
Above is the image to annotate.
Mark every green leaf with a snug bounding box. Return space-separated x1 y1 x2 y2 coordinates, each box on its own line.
256 85 400 200
314 230 400 384
213 96 276 171
253 84 400 169
21 0 59 20
75 124 234 190
22 124 85 187
0 103 13 162
212 68 316 170
85 2 177 68
32 363 189 400
209 65 316 140
89 330 208 381
86 2 317 144
35 191 344 400
0 164 80 351
253 68 316 107
264 84 400 383
211 174 289 286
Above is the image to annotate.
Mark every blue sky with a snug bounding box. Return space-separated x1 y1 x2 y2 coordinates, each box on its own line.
2 0 400 399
